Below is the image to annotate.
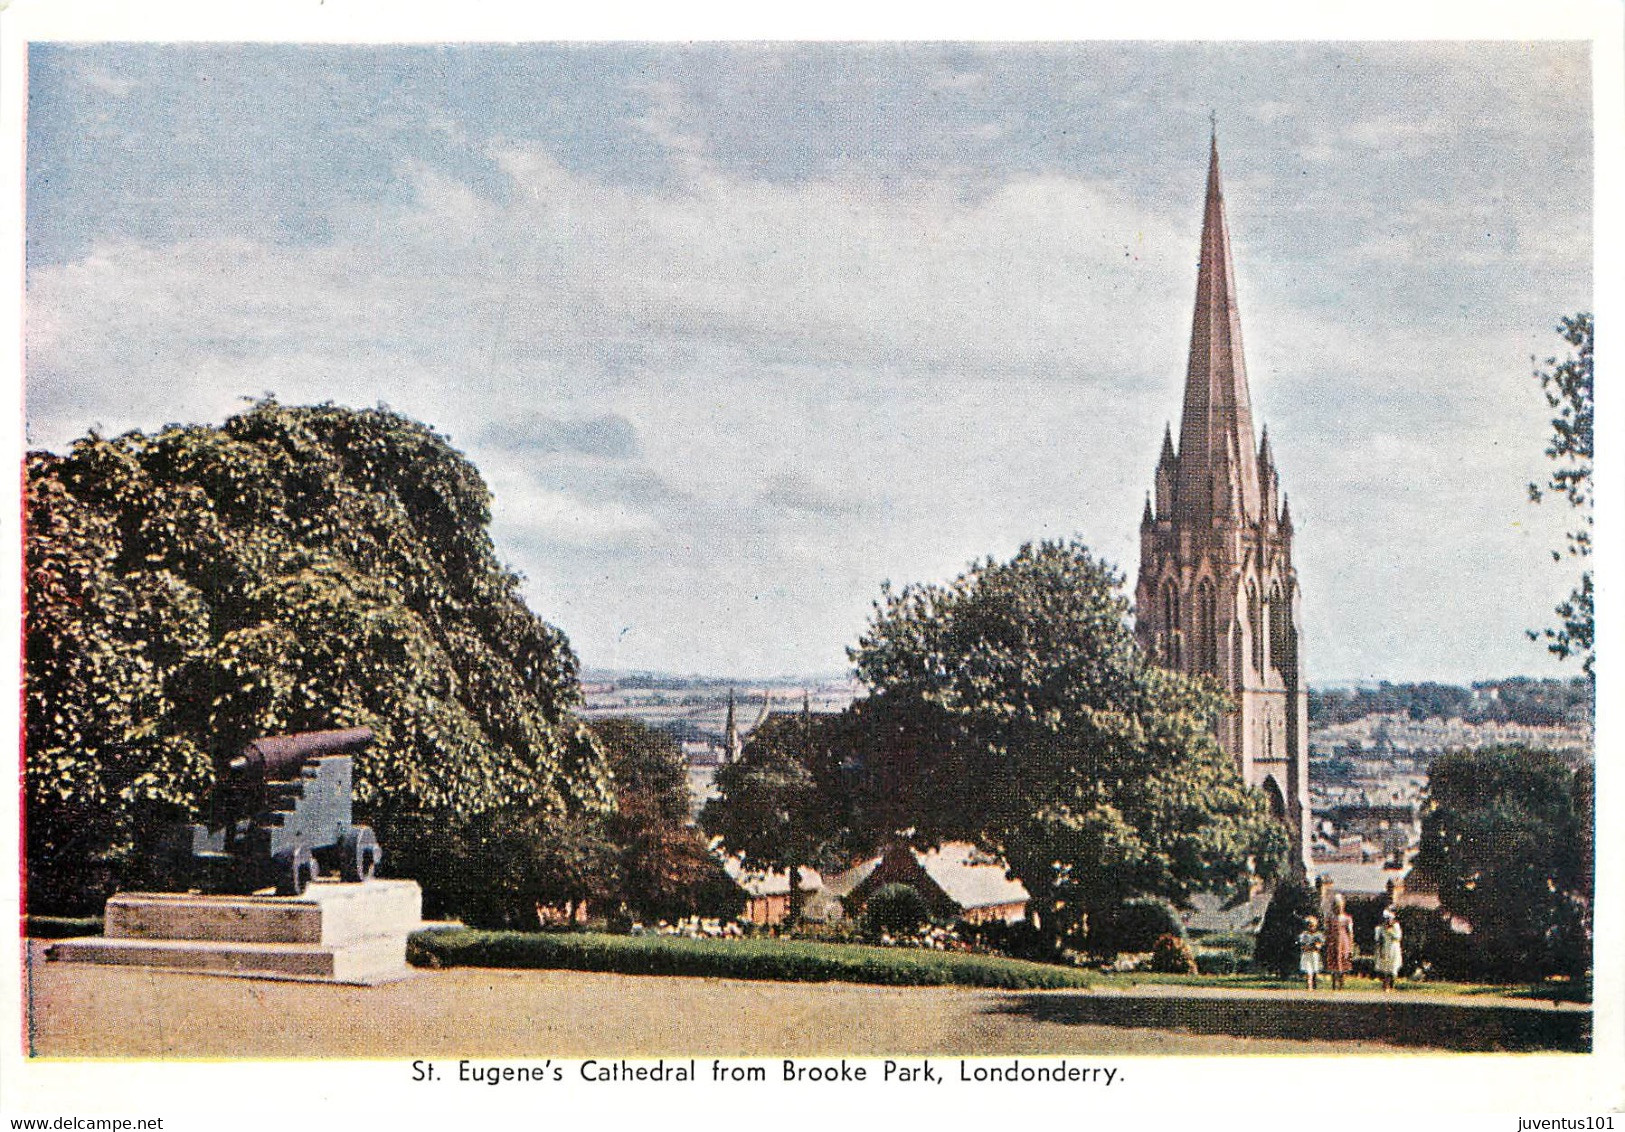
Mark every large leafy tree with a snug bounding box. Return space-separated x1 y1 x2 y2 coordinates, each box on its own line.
1528 313 1594 676
845 539 1289 947
25 401 613 915
593 718 743 923
1418 746 1592 983
702 711 855 923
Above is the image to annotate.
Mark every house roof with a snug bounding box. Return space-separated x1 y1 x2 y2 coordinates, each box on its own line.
1313 861 1410 898
723 858 823 898
820 856 880 898
912 842 1029 912
1183 891 1271 934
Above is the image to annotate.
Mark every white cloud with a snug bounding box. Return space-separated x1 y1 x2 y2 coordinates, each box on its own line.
26 101 1588 680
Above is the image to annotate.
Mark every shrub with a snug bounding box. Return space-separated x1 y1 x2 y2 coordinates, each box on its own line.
1255 875 1317 978
1395 905 1478 982
1087 896 1185 956
1195 948 1240 976
956 917 1063 963
864 883 931 938
1148 933 1197 974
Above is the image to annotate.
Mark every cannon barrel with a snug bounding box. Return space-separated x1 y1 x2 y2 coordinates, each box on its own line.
226 727 375 781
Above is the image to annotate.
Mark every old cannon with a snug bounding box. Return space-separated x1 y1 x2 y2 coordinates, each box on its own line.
178 727 382 896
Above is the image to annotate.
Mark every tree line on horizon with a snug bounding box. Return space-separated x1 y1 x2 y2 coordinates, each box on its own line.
1306 677 1592 730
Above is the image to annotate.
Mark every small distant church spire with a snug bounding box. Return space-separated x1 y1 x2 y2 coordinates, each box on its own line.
723 688 741 764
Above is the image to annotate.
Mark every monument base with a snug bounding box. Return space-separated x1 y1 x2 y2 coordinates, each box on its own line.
45 879 422 985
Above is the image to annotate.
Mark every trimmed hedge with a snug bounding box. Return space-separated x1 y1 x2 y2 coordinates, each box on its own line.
26 916 104 939
407 929 1102 990
1195 948 1242 976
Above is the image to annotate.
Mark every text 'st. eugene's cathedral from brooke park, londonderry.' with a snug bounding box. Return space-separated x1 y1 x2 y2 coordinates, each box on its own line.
1136 133 1312 868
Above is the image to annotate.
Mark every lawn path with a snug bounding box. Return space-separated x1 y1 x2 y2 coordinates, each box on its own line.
27 943 1569 1059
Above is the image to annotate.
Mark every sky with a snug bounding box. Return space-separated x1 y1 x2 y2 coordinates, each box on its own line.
23 41 1594 685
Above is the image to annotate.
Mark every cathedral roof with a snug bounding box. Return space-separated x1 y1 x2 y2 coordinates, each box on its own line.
1175 132 1263 523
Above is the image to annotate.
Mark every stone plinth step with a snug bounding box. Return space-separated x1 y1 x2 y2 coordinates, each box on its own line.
45 934 411 986
105 879 421 947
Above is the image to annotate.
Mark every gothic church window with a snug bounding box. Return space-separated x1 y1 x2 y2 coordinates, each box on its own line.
1196 578 1217 671
1248 582 1263 674
1269 582 1291 679
1160 580 1182 667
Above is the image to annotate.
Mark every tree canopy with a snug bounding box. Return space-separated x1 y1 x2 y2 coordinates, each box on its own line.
594 718 743 924
1528 313 1594 677
1418 746 1592 982
842 539 1289 946
702 710 856 922
25 400 613 914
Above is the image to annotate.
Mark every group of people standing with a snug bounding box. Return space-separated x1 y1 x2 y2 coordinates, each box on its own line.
1297 894 1403 991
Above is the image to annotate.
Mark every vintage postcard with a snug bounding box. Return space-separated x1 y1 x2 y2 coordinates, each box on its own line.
2 2 1620 1128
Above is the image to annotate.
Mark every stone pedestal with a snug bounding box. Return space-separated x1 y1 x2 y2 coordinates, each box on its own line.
46 879 422 985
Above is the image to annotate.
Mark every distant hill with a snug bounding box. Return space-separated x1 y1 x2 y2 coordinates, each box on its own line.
582 668 852 691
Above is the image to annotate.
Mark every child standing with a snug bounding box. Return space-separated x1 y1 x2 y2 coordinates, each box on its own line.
1375 908 1404 992
1298 915 1325 991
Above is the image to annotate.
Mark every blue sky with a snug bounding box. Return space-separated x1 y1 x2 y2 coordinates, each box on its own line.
24 42 1593 683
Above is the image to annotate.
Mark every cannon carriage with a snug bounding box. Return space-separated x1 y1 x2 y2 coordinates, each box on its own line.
178 727 382 896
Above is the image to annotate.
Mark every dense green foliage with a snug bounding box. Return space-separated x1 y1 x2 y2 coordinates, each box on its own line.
1255 874 1317 978
1418 746 1592 983
594 719 744 924
25 401 613 915
1528 314 1594 676
703 710 857 922
864 883 931 937
1308 677 1592 728
407 928 1104 989
1148 933 1198 974
1086 895 1186 956
843 540 1289 946
24 916 106 939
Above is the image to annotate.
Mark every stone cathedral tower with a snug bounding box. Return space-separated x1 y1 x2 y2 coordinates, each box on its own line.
1135 134 1311 868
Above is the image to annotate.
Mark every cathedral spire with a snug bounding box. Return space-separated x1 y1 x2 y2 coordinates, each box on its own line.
1174 132 1262 523
1135 134 1311 870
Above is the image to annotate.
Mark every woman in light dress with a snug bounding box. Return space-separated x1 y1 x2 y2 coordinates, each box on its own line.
1374 908 1403 991
1297 915 1325 991
1324 893 1355 990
